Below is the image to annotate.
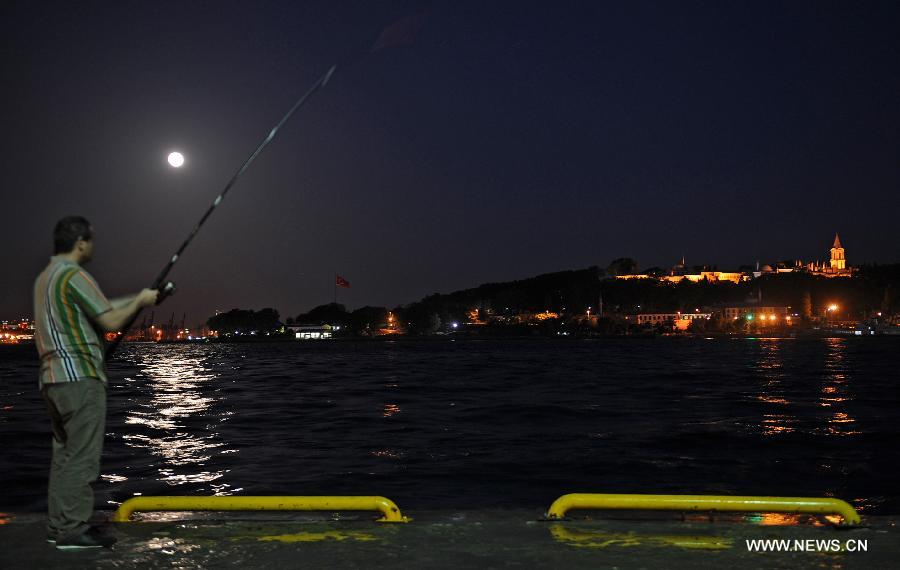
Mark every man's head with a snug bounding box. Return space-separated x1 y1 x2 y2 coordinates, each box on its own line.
54 216 94 264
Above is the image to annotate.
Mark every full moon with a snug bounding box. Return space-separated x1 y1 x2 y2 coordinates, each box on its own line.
167 151 185 168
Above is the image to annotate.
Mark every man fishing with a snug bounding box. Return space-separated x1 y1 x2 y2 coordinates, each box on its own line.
33 216 160 549
27 56 338 549
25 17 421 549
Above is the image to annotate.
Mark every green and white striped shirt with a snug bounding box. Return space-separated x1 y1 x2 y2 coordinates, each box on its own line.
33 256 112 387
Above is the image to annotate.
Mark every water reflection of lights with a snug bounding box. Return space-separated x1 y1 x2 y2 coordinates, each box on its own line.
370 448 405 459
136 536 204 556
760 417 796 435
753 340 798 436
157 468 224 485
383 403 401 417
124 348 235 491
821 338 859 436
101 474 129 483
255 530 378 543
758 513 800 525
122 433 223 465
757 395 789 405
549 525 733 550
746 512 826 526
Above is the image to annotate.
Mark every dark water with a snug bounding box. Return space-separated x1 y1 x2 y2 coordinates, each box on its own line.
1 338 898 514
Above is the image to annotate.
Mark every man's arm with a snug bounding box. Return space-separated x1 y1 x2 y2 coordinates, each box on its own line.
109 295 137 310
95 289 159 332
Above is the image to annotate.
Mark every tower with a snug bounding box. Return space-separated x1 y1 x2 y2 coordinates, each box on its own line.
829 233 845 270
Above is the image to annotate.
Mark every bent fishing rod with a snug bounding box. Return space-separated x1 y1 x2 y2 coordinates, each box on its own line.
104 13 425 358
105 64 337 358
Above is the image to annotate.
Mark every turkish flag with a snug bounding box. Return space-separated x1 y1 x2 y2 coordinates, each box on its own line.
336 275 350 288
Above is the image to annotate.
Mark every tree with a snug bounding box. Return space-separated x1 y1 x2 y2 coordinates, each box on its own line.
688 317 708 334
607 257 639 276
428 313 442 333
349 306 389 334
207 308 281 335
801 291 813 320
255 308 281 331
295 303 348 325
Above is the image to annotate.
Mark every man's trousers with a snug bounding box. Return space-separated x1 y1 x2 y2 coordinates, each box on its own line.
42 378 106 540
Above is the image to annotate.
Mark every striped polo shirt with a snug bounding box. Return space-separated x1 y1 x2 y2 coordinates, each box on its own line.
33 256 113 387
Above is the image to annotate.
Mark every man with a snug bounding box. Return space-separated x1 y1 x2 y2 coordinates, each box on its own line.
33 216 159 549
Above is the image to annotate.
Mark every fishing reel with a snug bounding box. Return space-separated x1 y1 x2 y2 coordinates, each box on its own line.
156 281 176 305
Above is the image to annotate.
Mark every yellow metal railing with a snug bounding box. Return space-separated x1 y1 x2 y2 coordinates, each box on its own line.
545 493 861 526
112 495 409 523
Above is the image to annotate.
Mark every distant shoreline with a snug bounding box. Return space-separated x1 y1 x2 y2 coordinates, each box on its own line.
130 331 899 343
3 332 896 351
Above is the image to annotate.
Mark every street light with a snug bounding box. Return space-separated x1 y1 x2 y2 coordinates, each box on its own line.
826 304 838 325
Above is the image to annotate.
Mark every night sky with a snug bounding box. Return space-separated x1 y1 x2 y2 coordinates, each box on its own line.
2 1 898 325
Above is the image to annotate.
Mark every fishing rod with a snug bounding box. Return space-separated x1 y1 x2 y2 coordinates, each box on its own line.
104 13 425 358
105 64 337 358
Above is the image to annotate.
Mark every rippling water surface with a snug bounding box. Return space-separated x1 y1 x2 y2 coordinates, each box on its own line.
1 338 898 513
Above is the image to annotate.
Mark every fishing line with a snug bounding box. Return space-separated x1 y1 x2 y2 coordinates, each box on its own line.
105 13 426 358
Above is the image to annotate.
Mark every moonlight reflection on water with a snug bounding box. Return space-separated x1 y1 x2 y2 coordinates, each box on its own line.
123 349 234 490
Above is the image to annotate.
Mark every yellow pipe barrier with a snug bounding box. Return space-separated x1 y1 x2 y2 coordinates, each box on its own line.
545 493 860 526
112 496 409 523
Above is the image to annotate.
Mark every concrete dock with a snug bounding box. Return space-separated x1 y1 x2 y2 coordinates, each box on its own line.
0 509 896 568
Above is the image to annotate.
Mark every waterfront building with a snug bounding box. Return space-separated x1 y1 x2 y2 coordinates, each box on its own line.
632 311 712 330
720 304 793 324
288 324 333 340
0 319 34 343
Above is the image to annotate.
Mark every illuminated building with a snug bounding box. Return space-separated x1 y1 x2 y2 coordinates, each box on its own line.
287 324 333 339
616 232 855 283
659 271 747 284
633 312 712 330
721 305 792 324
0 319 34 343
805 233 855 277
830 233 846 270
617 269 747 284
